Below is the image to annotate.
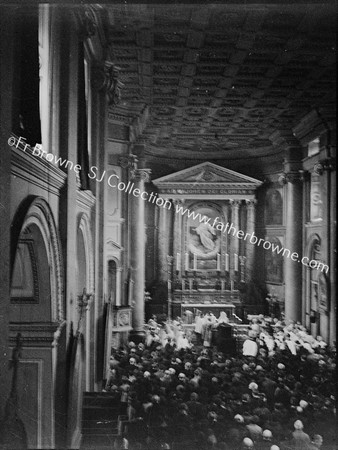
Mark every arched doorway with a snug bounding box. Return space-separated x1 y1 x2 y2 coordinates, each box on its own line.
10 196 64 449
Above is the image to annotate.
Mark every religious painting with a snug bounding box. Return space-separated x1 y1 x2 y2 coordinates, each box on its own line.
265 189 283 225
264 236 283 284
187 205 221 270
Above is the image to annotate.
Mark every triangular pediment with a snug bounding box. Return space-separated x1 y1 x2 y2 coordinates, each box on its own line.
153 162 262 187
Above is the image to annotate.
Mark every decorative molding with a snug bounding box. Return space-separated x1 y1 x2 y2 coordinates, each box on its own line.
270 130 300 149
10 139 67 195
76 190 96 211
78 6 99 39
92 63 124 106
18 198 65 322
9 322 62 347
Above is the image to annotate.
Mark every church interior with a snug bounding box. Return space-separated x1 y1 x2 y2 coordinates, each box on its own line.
0 3 336 449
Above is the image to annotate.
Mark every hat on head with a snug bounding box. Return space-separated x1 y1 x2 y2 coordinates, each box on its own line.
248 382 258 391
270 446 280 450
277 363 285 370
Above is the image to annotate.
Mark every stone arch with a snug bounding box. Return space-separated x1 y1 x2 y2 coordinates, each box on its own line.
11 196 64 322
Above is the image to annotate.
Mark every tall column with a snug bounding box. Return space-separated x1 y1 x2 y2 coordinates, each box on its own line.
221 203 229 264
130 168 151 337
158 202 172 281
284 172 303 323
245 200 257 281
316 156 336 343
173 199 184 275
271 131 303 323
230 200 241 287
329 162 336 344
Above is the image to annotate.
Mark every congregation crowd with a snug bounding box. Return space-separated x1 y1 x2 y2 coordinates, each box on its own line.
105 314 336 450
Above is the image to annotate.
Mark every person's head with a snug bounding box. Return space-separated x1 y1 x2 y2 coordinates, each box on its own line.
262 430 272 441
312 435 323 448
234 414 244 424
294 420 304 430
243 437 254 448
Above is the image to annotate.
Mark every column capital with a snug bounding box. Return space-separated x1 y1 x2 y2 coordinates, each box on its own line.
91 62 124 106
119 154 138 170
131 168 151 183
313 158 336 175
229 199 241 209
172 199 185 207
278 171 305 186
245 199 257 208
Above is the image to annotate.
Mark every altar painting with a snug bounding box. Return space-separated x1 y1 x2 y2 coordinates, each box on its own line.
187 206 221 270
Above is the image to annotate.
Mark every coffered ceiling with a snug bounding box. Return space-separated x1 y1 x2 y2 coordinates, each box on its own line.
104 3 336 175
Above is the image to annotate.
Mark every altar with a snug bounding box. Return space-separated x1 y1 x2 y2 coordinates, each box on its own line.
181 303 236 321
152 162 262 325
171 288 241 321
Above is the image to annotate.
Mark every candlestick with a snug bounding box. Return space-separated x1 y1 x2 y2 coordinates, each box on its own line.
225 253 229 272
193 253 197 271
185 252 189 271
234 253 239 271
230 280 234 292
217 253 220 271
176 253 180 271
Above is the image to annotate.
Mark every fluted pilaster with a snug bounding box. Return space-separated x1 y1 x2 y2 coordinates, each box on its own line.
130 168 151 335
245 199 257 281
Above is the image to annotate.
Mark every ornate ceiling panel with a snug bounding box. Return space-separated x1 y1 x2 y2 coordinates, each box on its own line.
105 3 336 167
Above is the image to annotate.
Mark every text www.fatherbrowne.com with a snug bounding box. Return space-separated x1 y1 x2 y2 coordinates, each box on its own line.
8 135 329 274
174 201 329 275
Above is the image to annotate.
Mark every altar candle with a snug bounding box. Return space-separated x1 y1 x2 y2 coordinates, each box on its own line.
234 253 239 271
231 280 234 292
193 253 197 270
185 252 189 270
217 253 220 271
176 253 180 271
225 253 229 272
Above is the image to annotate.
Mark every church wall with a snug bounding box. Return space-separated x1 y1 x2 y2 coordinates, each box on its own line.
0 4 113 447
0 4 15 427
